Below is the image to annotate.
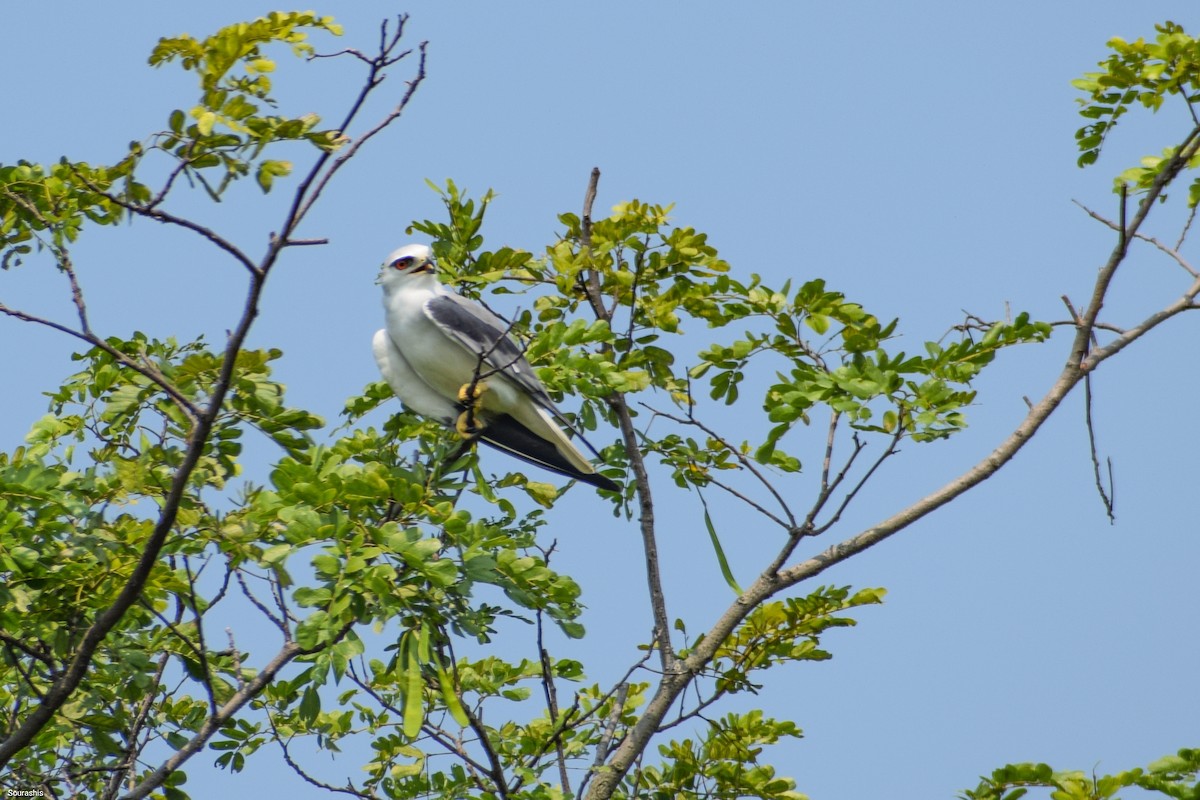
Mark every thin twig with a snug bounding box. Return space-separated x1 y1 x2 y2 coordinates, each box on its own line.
0 303 201 425
701 474 792 529
535 609 570 795
1176 204 1197 251
811 430 901 536
265 711 370 797
644 404 796 529
234 569 290 637
1 641 45 701
123 622 354 799
0 633 57 672
69 170 262 278
293 29 427 225
1074 199 1200 278
1083 374 1116 522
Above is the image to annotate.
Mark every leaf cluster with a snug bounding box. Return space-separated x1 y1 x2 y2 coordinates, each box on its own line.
148 11 346 193
960 748 1200 800
1074 21 1200 204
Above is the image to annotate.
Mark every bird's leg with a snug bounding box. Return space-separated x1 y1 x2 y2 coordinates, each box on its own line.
455 379 489 439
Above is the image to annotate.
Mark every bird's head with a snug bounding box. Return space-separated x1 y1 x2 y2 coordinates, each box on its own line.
377 243 437 288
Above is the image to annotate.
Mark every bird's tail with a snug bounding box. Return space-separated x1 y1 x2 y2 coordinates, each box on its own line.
480 413 619 492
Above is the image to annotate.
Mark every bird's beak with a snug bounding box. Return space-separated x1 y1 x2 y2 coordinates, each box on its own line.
415 258 435 274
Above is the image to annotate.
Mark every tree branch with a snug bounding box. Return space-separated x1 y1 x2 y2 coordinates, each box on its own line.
121 623 352 799
576 168 676 673
0 302 202 425
1083 373 1116 522
69 170 261 278
293 19 427 227
265 712 371 798
0 18 429 770
1073 198 1200 278
645 404 796 530
583 122 1200 800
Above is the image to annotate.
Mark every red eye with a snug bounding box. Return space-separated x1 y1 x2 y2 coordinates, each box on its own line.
391 256 413 269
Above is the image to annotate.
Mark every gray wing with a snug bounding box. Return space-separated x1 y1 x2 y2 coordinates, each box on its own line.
423 292 555 408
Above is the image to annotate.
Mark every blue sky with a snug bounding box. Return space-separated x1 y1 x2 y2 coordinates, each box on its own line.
2 2 1198 798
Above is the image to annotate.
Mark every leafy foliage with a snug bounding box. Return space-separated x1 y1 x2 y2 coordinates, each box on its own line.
1073 20 1200 204
0 171 1047 796
960 748 1200 800
2 11 1194 800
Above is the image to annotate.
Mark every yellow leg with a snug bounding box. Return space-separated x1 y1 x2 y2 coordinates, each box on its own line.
455 380 488 439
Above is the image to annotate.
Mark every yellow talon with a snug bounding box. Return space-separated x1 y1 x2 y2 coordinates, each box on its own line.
455 409 484 439
455 380 488 438
457 380 487 405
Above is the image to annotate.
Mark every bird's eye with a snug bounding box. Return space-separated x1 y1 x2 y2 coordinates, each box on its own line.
391 256 414 269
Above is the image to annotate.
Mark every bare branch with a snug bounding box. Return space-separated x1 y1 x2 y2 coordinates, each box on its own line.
1083 374 1116 522
1083 270 1200 365
69 169 262 278
579 167 610 325
292 31 427 227
818 410 839 495
536 610 570 796
279 237 330 247
1074 199 1200 278
811 430 902 536
235 569 290 638
702 474 792 529
1176 203 1197 251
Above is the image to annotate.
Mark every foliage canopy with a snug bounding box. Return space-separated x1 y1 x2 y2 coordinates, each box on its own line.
0 11 1197 800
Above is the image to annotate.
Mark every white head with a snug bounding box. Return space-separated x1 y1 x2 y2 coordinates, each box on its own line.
377 243 437 291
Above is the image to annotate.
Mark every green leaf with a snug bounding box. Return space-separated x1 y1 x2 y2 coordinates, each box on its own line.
704 504 742 595
402 633 425 738
298 686 320 724
435 659 470 727
255 159 291 193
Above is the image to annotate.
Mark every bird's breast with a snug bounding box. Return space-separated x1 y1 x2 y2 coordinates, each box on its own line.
385 295 520 414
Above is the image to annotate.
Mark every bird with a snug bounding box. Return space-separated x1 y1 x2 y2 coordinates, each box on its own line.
374 243 619 492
